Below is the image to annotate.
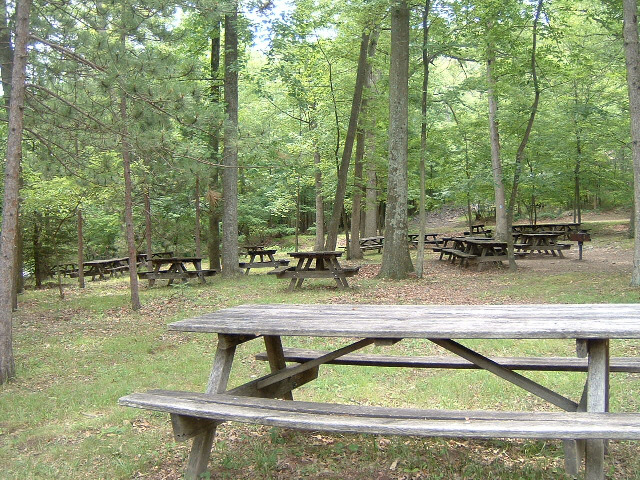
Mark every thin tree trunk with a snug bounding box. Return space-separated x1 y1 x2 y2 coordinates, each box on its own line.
313 148 325 250
222 4 240 275
505 0 543 271
350 127 365 259
379 1 413 279
144 187 152 270
417 0 432 278
487 42 508 244
208 20 222 271
0 0 31 385
623 0 640 285
77 207 85 288
120 91 141 310
195 177 202 257
324 31 370 251
364 156 378 237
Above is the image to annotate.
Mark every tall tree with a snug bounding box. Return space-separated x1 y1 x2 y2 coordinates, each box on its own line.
379 0 413 279
0 0 32 384
623 0 640 286
324 31 370 251
416 0 432 278
222 2 241 275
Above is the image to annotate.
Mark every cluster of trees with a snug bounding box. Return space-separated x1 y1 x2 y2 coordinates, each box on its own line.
1 0 640 383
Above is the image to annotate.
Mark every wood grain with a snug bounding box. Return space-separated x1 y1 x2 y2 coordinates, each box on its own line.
169 304 640 339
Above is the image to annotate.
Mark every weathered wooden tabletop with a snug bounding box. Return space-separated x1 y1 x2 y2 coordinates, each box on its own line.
169 303 640 339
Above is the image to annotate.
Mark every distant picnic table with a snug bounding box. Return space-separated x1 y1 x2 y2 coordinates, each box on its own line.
436 236 508 270
137 257 216 286
511 222 581 239
268 251 359 290
239 247 289 275
83 257 129 281
514 232 572 257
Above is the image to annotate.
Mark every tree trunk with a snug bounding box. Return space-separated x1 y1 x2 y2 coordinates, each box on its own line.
208 20 222 271
77 207 85 289
195 177 202 257
504 0 543 271
349 31 378 260
0 0 31 385
623 0 640 285
143 187 152 270
350 127 365 259
487 42 508 243
416 0 432 278
313 148 325 250
120 90 141 310
379 1 413 279
364 157 378 237
324 31 370 251
222 4 240 275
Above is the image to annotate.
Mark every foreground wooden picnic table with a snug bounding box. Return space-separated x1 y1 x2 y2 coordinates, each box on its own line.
120 303 640 480
268 251 359 290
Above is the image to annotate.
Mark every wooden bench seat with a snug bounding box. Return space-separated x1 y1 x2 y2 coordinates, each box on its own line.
119 390 640 441
268 266 360 279
138 269 217 280
239 259 289 268
255 347 640 373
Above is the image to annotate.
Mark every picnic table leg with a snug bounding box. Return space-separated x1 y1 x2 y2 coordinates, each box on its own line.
184 335 237 480
326 257 348 288
264 335 293 400
584 339 609 480
194 260 206 284
563 383 588 476
244 254 256 275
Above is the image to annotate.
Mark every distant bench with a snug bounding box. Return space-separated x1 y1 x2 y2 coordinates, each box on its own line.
138 269 217 281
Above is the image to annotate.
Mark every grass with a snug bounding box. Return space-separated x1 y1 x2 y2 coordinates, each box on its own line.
2 223 640 479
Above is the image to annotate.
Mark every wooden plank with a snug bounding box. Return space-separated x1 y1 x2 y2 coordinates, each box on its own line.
185 334 236 480
168 304 640 340
257 338 375 390
585 339 609 480
253 347 640 373
431 339 579 412
119 391 640 440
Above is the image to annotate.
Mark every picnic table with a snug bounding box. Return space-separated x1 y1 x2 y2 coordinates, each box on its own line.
268 251 359 290
515 232 571 258
120 303 640 480
51 262 78 278
408 232 440 247
239 247 289 275
437 237 508 269
358 236 384 253
83 257 129 281
512 222 581 239
137 257 216 286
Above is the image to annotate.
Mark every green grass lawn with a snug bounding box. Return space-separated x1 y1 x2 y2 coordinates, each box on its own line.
2 224 640 479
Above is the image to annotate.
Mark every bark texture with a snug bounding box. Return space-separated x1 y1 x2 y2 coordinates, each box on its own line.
379 1 413 278
623 0 640 286
0 0 31 384
222 5 241 275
